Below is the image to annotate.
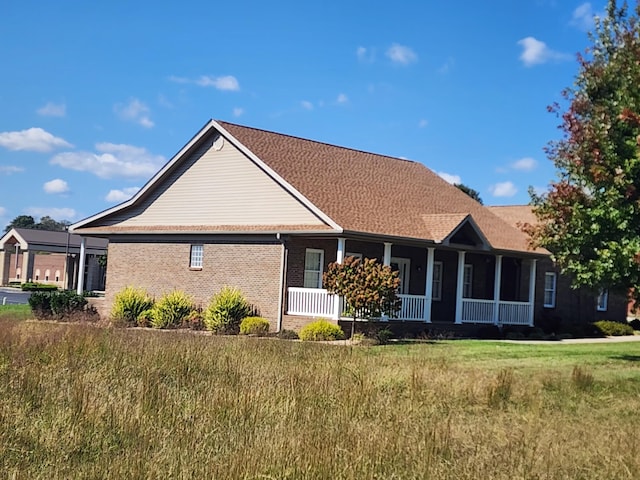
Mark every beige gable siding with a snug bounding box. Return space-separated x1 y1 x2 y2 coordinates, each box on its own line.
106 135 326 227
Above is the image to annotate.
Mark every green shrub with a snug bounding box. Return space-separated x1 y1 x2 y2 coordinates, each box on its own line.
136 309 155 328
278 329 299 340
149 290 195 329
299 319 345 341
29 290 88 320
111 286 154 325
204 287 252 334
240 316 270 336
21 282 58 292
593 320 634 336
375 328 394 344
181 309 204 330
629 319 640 331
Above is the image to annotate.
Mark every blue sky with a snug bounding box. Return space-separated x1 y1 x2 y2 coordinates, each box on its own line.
0 1 603 228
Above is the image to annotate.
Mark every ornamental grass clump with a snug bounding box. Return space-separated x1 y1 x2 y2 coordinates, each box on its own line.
239 316 270 336
111 286 154 325
593 320 634 336
204 286 251 334
149 290 195 329
299 319 345 341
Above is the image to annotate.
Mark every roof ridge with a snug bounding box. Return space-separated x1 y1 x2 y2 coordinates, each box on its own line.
216 120 419 165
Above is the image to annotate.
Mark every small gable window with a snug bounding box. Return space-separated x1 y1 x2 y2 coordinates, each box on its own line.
597 289 608 312
544 272 557 308
304 249 324 289
190 245 203 269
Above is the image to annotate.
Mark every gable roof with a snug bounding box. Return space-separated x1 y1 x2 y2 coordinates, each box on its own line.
72 119 541 255
0 228 107 253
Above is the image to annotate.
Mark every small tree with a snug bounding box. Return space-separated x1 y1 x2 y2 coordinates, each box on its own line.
455 183 483 204
323 256 401 338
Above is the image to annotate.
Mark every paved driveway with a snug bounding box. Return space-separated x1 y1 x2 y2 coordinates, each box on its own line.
0 288 31 305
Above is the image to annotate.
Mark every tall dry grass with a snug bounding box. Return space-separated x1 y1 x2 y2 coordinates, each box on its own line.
1 318 639 479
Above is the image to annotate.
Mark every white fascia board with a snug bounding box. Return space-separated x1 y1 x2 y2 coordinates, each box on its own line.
70 119 342 234
442 214 492 250
0 228 28 250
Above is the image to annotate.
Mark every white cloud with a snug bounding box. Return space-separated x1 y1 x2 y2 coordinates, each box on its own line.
418 119 429 128
386 43 418 65
0 165 24 174
37 102 66 117
438 171 462 184
43 178 69 194
489 181 518 197
511 157 537 171
437 57 455 74
168 75 190 84
25 207 77 221
356 46 375 63
51 143 166 179
0 128 72 152
571 3 595 30
0 206 6 217
196 75 240 91
336 93 348 104
232 107 244 117
114 98 154 128
301 100 314 110
517 37 570 67
105 187 140 203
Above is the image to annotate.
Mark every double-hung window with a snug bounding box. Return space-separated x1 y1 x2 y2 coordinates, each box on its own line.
597 289 608 311
544 272 557 308
190 245 203 269
304 249 324 288
463 264 473 298
432 261 443 301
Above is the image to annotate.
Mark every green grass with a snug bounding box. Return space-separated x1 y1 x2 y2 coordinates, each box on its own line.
1 317 640 479
0 304 31 321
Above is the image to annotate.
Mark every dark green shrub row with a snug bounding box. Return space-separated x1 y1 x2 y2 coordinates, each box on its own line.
593 320 634 336
629 319 640 331
29 290 88 320
21 282 58 292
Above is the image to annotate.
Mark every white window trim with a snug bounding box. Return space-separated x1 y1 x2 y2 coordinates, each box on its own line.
304 248 324 289
597 289 608 312
190 244 203 269
432 261 443 301
544 272 557 308
463 264 473 298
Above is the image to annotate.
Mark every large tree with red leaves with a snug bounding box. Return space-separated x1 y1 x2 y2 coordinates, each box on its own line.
528 1 640 302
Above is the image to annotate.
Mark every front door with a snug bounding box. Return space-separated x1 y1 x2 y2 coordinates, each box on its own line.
391 257 410 294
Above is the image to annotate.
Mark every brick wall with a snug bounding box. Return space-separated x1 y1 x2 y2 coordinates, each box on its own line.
105 238 284 330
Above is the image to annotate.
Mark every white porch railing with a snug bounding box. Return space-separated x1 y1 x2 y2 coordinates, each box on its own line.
287 289 533 325
461 298 532 325
287 288 337 317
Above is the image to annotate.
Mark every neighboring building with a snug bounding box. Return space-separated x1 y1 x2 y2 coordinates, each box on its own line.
0 228 108 291
69 120 625 332
489 206 628 326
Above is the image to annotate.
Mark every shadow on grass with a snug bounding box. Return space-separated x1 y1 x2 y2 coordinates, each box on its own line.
609 355 640 362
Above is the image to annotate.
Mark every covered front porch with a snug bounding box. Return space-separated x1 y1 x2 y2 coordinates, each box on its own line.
284 235 538 327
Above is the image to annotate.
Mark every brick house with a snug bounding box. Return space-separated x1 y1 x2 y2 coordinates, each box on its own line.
69 120 625 332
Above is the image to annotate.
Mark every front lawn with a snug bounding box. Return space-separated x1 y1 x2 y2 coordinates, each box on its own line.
1 318 639 479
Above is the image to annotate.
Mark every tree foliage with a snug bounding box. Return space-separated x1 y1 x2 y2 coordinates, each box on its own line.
323 256 401 337
456 183 483 204
4 215 70 233
528 0 640 301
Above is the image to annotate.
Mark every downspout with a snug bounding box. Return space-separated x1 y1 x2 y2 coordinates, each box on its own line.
276 233 288 333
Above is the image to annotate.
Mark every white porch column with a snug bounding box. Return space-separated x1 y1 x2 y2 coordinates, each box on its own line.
528 259 537 327
423 247 435 323
22 250 33 282
455 251 466 324
493 255 503 325
333 237 346 319
383 242 392 266
76 237 86 295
